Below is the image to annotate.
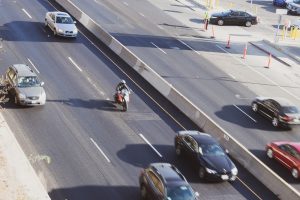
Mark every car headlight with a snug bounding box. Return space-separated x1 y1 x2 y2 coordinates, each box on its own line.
231 167 238 176
58 28 64 33
206 168 217 174
41 92 46 100
74 29 78 34
19 93 26 99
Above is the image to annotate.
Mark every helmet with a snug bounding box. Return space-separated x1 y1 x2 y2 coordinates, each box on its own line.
121 80 126 84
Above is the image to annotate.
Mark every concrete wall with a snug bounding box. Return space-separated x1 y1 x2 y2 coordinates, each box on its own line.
55 0 300 199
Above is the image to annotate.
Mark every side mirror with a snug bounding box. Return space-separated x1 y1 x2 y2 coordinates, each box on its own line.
73 21 77 24
195 192 200 197
40 82 45 86
225 149 229 154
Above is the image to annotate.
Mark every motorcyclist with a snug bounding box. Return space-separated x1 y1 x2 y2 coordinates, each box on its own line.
116 79 129 92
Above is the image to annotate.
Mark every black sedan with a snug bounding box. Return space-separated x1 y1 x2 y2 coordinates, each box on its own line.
210 10 258 27
251 97 300 128
174 130 238 181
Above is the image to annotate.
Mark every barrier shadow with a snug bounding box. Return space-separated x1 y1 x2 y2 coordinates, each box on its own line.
215 104 289 131
49 185 139 200
250 149 300 184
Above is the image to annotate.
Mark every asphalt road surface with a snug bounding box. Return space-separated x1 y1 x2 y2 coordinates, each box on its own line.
0 0 280 200
68 0 300 192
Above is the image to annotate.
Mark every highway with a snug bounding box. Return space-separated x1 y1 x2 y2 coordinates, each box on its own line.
66 0 300 192
0 0 279 199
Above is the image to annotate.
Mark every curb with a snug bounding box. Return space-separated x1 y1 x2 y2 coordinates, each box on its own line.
262 39 300 65
249 41 291 67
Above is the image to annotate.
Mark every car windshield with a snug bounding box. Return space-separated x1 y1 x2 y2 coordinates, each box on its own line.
282 106 299 114
293 0 300 4
18 76 40 87
167 185 194 200
56 16 73 24
200 143 225 156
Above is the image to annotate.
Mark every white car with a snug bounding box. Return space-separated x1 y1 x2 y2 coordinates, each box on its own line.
45 11 78 37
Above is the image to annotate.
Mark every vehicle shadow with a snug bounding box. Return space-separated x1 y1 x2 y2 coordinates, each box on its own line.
250 149 300 184
49 185 139 200
215 104 288 131
46 99 120 111
117 143 205 183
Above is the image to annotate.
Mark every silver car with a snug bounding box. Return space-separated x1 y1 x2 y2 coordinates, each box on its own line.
5 64 46 106
45 11 78 37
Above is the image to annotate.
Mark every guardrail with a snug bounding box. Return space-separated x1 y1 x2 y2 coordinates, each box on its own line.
55 0 300 199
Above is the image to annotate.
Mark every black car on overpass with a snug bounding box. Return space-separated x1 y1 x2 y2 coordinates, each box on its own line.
210 10 258 27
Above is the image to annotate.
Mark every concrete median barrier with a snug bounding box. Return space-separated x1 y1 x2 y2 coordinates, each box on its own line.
55 0 300 199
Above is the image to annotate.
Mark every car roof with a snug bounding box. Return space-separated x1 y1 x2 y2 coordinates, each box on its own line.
12 64 36 77
52 12 70 17
274 142 300 152
150 163 186 184
178 130 215 144
256 97 294 107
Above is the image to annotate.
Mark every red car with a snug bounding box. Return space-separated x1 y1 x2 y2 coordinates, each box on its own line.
266 141 300 179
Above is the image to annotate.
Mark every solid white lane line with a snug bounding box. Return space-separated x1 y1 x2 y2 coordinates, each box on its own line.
68 57 83 72
228 73 236 79
22 8 32 19
157 25 164 30
123 2 128 6
233 104 257 123
90 138 111 163
150 42 167 54
177 39 201 55
139 134 163 158
216 44 300 101
236 177 263 200
139 12 145 17
27 58 40 74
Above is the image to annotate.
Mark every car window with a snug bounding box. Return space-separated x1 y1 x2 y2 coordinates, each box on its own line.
190 138 198 152
282 106 299 114
56 16 73 24
147 171 164 195
279 144 289 152
167 185 194 200
200 143 225 156
17 76 40 87
264 100 276 110
288 146 300 160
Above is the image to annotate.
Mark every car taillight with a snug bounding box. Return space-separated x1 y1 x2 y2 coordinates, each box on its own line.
280 116 293 122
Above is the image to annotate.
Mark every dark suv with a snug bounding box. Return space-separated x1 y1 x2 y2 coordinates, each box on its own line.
251 97 300 128
139 163 199 200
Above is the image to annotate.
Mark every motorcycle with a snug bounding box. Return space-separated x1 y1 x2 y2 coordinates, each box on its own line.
114 88 130 111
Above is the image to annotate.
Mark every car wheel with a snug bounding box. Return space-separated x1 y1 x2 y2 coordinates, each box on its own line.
272 117 279 127
266 148 273 159
292 168 299 179
252 102 258 112
245 21 252 27
175 145 181 156
217 19 224 26
140 185 147 200
199 167 206 179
